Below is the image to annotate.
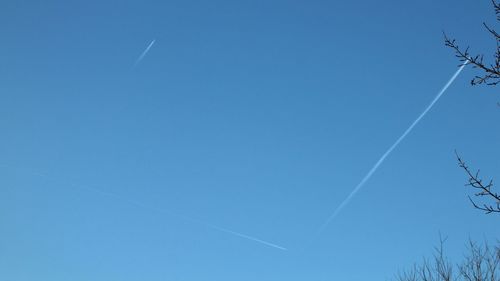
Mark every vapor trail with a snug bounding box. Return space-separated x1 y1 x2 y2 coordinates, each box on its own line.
36 174 287 251
206 224 288 251
133 39 156 67
87 185 287 250
316 62 468 235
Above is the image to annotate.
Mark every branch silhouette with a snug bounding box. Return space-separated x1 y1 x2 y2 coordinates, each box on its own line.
456 151 500 214
444 0 500 86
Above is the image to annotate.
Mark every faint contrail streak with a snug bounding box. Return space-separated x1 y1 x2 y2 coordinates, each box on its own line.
87 185 287 250
23 171 287 251
316 62 468 235
133 39 156 67
206 224 288 251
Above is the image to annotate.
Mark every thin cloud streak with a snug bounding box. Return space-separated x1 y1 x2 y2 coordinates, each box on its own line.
133 39 156 67
206 224 288 251
16 169 287 251
316 62 468 235
94 187 288 251
82 185 287 250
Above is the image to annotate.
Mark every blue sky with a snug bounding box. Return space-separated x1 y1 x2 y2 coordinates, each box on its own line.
1 0 499 280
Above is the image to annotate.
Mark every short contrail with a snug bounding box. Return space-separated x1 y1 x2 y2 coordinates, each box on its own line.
23 171 287 251
88 185 288 250
316 62 468 235
133 39 156 67
206 224 288 251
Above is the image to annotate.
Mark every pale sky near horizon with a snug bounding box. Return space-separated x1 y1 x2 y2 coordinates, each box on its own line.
1 0 499 280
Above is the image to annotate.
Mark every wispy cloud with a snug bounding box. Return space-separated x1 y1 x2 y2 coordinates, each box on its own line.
315 62 468 236
133 39 156 68
206 224 288 251
78 183 287 250
80 183 287 250
9 166 287 251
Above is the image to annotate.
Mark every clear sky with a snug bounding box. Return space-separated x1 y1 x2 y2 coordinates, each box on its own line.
1 0 499 280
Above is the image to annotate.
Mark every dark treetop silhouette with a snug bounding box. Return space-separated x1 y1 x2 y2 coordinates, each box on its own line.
395 239 500 281
444 0 499 86
444 0 499 214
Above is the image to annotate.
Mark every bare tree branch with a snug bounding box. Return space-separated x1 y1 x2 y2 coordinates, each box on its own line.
444 0 500 86
395 240 500 281
494 0 500 21
455 151 500 214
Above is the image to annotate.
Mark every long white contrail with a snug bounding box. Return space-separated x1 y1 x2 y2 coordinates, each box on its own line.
36 174 287 251
316 62 468 235
133 39 156 67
